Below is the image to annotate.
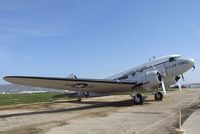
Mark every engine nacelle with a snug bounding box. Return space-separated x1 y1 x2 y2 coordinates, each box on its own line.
137 71 161 89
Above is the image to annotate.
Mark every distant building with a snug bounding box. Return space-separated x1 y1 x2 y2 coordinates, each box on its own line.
188 83 200 88
170 83 200 88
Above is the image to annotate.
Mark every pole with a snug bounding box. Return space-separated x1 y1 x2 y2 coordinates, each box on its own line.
175 106 185 134
199 94 200 104
179 107 182 129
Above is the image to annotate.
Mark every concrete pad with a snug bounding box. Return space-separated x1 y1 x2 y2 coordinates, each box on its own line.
183 108 200 134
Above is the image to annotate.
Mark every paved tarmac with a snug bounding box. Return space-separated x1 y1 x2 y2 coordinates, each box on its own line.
0 88 200 134
183 108 200 134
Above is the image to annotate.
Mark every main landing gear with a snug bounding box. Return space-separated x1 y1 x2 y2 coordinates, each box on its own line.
154 91 163 101
131 93 144 105
131 91 164 105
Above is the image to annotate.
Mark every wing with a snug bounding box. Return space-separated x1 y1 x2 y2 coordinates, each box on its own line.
4 76 144 94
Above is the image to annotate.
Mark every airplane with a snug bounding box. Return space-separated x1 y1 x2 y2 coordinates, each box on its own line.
4 54 196 105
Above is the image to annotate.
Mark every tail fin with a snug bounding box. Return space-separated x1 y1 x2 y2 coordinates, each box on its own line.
67 73 77 79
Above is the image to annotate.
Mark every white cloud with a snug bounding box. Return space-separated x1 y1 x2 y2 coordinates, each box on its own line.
176 20 200 31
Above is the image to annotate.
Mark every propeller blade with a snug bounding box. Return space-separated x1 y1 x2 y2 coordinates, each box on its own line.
178 84 182 93
152 65 157 71
192 66 195 71
181 74 185 81
161 78 167 95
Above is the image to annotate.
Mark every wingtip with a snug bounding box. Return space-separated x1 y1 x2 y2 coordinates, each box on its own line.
3 76 17 82
3 76 8 80
3 76 11 82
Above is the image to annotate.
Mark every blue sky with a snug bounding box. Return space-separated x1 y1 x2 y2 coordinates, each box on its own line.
0 0 200 84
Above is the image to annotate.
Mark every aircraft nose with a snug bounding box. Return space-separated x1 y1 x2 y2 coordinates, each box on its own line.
176 58 196 76
184 58 196 71
187 58 195 67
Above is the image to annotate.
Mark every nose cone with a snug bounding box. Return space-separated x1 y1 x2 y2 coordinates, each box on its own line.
187 58 195 67
183 58 196 72
177 58 196 75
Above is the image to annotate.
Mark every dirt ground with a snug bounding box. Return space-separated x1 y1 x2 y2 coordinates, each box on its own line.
0 88 200 134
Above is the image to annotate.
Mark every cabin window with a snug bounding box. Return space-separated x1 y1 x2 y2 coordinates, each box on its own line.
169 57 175 62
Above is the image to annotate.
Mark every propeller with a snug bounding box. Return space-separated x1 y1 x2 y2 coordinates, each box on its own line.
178 84 182 93
161 77 167 95
192 66 196 71
153 66 167 95
181 74 185 81
175 75 183 92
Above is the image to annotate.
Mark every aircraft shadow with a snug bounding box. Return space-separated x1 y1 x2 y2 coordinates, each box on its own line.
0 99 152 118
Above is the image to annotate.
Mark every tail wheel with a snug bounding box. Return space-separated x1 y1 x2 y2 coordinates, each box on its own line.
133 94 144 105
77 98 82 102
155 92 163 101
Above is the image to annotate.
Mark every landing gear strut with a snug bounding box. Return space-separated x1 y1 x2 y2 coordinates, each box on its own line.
131 93 144 105
154 91 163 101
76 92 82 102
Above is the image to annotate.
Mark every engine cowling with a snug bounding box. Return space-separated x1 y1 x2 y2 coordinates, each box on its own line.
137 71 162 89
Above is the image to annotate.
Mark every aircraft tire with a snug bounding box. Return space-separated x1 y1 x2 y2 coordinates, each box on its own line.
154 92 163 101
133 94 144 105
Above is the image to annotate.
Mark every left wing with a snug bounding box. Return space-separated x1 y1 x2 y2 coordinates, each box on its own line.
4 76 144 94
